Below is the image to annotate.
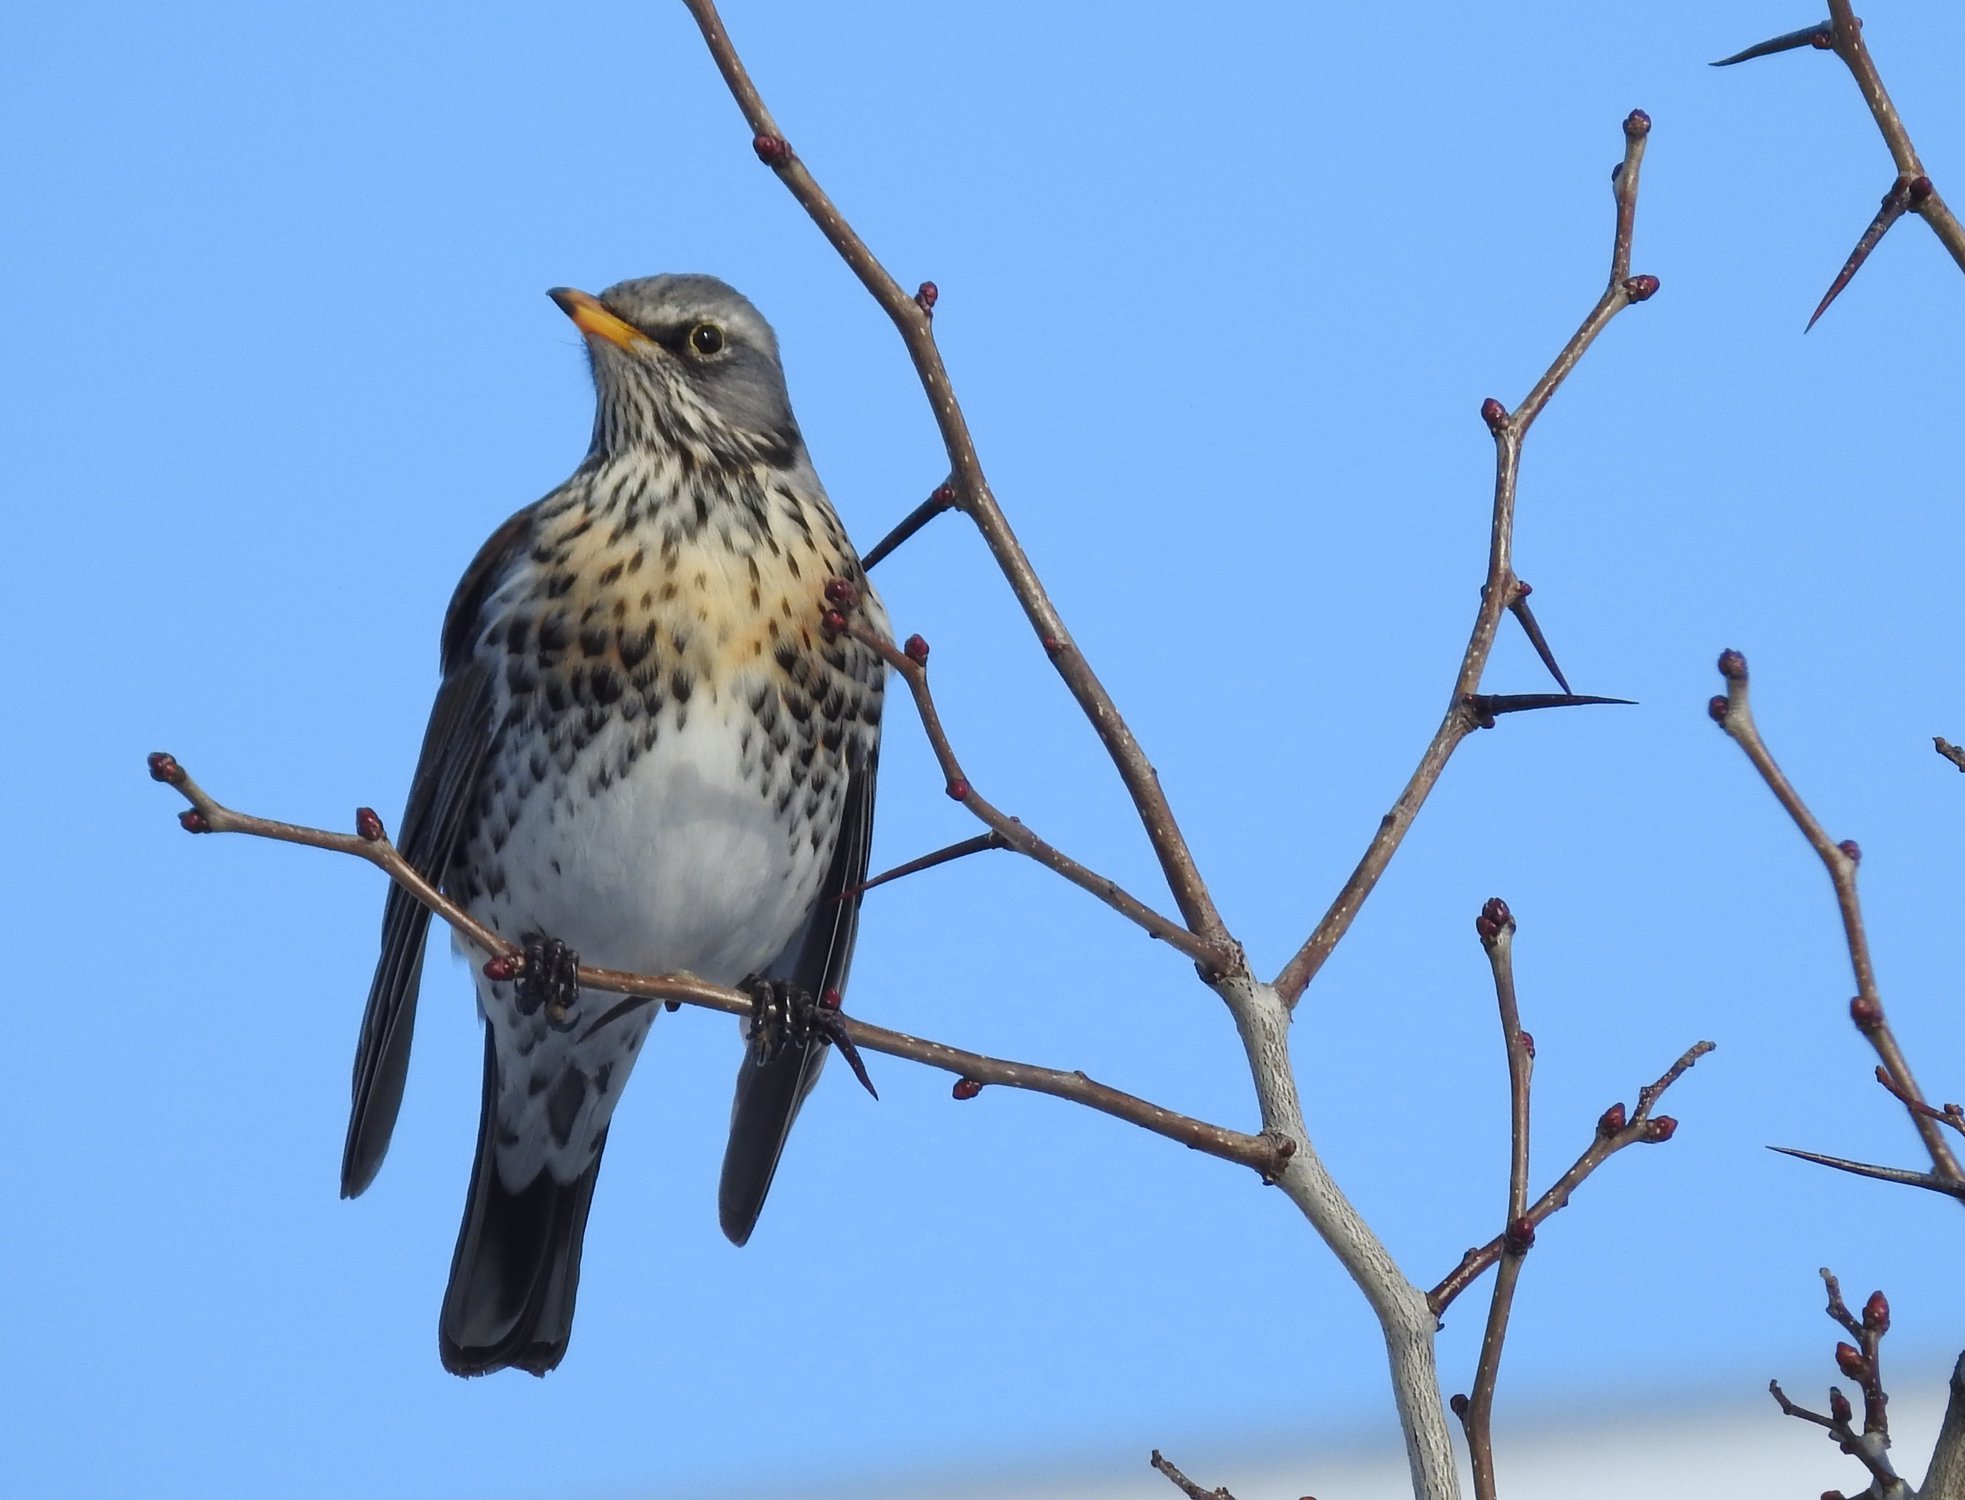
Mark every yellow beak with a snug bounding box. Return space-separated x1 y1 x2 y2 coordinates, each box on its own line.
548 287 646 351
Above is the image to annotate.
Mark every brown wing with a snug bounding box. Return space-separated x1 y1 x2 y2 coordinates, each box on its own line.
340 508 532 1198
717 750 878 1245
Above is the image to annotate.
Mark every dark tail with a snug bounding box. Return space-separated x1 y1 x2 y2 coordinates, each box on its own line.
439 1030 606 1377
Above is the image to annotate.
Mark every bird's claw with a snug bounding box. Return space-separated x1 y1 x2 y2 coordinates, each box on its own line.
740 977 877 1099
515 933 582 1031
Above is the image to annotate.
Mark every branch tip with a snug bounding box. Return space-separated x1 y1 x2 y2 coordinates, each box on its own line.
1717 648 1748 681
904 633 930 666
1623 108 1651 138
147 751 185 785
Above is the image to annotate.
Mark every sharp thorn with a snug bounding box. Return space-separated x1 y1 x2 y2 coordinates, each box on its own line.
1508 592 1573 694
839 830 1011 900
1469 692 1636 722
1770 1145 1965 1200
1807 178 1914 332
1711 23 1834 67
861 484 958 571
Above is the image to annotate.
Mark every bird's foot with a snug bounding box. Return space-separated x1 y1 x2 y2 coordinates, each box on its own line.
739 978 878 1099
516 933 582 1032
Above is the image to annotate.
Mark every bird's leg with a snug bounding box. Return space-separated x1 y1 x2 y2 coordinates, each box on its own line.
738 978 878 1099
515 933 582 1032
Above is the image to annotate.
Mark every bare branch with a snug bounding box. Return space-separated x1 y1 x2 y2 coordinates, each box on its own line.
1709 650 1965 1189
1149 1450 1238 1500
1274 112 1656 1008
146 754 1287 1177
679 0 1230 953
1715 4 1965 305
1770 1270 1908 1497
1455 898 1537 1500
1429 1040 1713 1315
844 622 1229 969
844 831 1010 901
1935 737 1965 774
1924 1352 1965 1500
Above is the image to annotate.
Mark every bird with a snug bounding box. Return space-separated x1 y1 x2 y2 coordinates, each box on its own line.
338 274 887 1377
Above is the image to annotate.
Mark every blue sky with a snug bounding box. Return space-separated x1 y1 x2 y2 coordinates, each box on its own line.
6 3 1962 1497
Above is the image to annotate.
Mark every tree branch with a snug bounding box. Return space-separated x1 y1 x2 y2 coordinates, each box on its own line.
1274 111 1657 1009
842 620 1229 969
145 753 1287 1177
1454 899 1536 1500
679 0 1230 953
1429 1040 1713 1315
1709 651 1965 1191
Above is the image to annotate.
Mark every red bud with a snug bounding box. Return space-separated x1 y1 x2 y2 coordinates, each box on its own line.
483 954 519 982
1598 1102 1628 1136
147 751 184 785
1644 1115 1678 1142
904 634 930 665
752 134 792 168
952 1078 983 1100
177 809 211 834
356 807 385 842
1834 1343 1867 1382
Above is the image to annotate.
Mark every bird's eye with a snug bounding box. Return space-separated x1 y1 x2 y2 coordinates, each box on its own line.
689 323 725 356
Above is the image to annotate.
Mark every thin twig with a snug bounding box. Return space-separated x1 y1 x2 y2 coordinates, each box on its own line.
1714 5 1965 290
1429 1040 1712 1314
679 0 1230 954
844 623 1228 969
1935 737 1965 773
1455 899 1535 1500
1769 1269 1906 1496
1709 651 1965 1189
1149 1450 1236 1500
146 753 1288 1177
1274 111 1657 1009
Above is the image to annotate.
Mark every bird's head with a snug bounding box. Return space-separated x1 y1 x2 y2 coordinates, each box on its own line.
549 274 802 466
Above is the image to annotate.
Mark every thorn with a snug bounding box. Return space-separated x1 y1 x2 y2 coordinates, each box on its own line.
860 486 958 571
1769 1145 1965 1199
842 831 1009 899
1710 23 1834 67
355 807 385 842
1507 589 1572 693
1807 177 1915 333
1467 692 1636 726
751 133 792 168
147 751 185 785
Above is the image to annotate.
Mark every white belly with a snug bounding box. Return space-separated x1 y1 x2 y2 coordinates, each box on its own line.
471 696 828 987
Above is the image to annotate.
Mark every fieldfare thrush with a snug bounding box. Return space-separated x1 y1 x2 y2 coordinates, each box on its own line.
340 274 887 1376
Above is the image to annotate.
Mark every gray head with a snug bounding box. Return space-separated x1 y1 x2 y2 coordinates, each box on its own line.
548 274 803 465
